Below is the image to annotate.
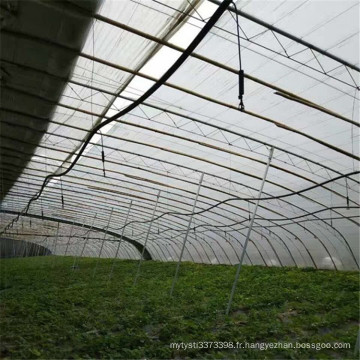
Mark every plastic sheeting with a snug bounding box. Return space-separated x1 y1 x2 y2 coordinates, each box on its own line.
1 0 359 269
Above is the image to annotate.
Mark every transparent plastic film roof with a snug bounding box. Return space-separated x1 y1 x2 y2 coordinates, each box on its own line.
1 0 359 270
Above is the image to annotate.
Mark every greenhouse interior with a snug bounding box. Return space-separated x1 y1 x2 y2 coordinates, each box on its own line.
0 0 359 359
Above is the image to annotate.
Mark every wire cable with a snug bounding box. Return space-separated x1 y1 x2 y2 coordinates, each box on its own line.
111 170 360 231
2 170 359 234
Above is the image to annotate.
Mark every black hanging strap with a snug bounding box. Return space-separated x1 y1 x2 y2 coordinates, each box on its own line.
232 1 245 110
238 69 245 110
60 178 65 209
41 198 44 219
345 177 350 209
100 131 106 177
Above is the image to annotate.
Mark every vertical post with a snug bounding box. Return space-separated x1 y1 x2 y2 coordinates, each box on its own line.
170 173 204 296
134 190 161 286
226 147 274 315
65 220 75 256
54 222 60 255
44 236 50 256
72 216 86 270
108 200 133 280
80 213 98 258
12 238 16 258
92 208 113 276
36 238 41 257
25 239 29 257
39 237 44 256
21 240 26 257
51 222 60 268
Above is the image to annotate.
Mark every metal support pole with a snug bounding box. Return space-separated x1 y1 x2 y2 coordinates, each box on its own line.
36 239 41 257
170 173 204 296
108 200 133 280
25 239 29 257
226 147 274 315
21 240 26 257
80 213 98 258
40 237 46 256
54 222 60 255
134 190 161 285
72 216 86 270
64 220 74 256
44 236 50 256
12 238 16 257
51 222 60 268
92 208 113 276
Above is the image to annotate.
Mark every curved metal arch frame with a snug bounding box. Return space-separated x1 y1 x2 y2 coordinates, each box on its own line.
30 218 141 260
2 150 358 262
2 141 358 270
1 183 311 269
2 182 286 267
3 107 358 221
3 168 350 270
2 109 358 268
2 102 359 226
2 123 358 267
3 79 359 218
1 210 152 260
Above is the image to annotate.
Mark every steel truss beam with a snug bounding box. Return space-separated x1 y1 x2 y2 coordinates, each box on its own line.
2 60 356 181
2 91 359 210
2 101 360 231
210 0 360 73
155 0 359 90
1 30 358 162
2 88 349 192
